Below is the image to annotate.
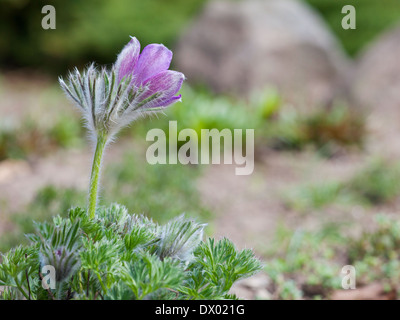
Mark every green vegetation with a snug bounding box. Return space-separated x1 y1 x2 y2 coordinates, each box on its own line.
130 87 280 149
286 159 400 211
0 78 84 161
0 0 206 73
0 204 261 300
0 116 83 161
264 104 365 157
349 215 400 289
265 215 400 299
348 160 400 205
0 186 85 252
306 0 400 56
264 223 345 299
285 182 346 212
286 160 400 210
131 88 365 158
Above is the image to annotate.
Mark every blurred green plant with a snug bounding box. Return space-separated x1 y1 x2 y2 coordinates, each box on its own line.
128 86 280 156
0 116 83 161
284 181 348 212
285 159 400 211
0 186 85 252
264 215 400 299
264 223 347 299
265 104 366 157
0 0 206 73
348 215 400 292
347 159 400 205
305 0 400 56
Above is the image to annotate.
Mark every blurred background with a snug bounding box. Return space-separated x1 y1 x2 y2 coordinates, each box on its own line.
2 0 400 299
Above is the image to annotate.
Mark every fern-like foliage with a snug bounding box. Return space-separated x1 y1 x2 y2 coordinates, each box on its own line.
0 204 262 300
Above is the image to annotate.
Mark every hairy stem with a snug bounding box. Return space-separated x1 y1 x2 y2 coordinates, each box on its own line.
88 133 107 219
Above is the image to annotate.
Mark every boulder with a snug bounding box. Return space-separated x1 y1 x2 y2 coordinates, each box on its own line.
350 25 400 156
175 0 351 112
351 25 400 113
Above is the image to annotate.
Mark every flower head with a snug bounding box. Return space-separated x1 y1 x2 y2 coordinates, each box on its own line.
156 215 206 263
40 245 80 283
59 36 185 138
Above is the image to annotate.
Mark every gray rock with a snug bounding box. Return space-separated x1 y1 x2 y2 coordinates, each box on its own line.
175 0 351 113
351 25 400 113
350 25 400 157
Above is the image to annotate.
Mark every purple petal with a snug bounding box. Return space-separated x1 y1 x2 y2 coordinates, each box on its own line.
133 44 173 85
151 95 182 109
114 37 141 83
139 70 184 108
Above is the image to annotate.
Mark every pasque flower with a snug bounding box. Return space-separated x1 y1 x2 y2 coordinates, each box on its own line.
59 37 185 219
59 37 185 138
